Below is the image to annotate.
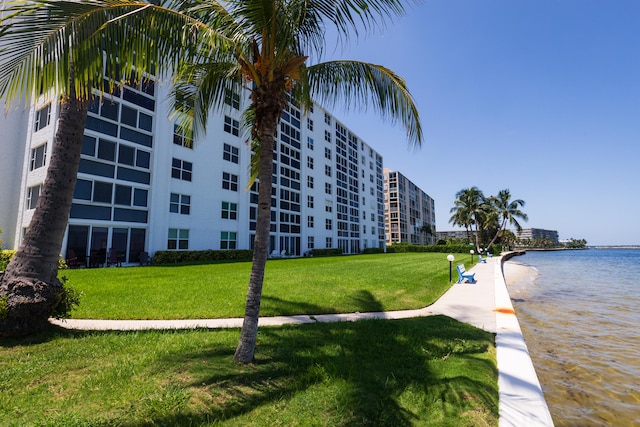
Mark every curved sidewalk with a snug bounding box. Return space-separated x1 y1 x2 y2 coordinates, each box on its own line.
50 255 553 426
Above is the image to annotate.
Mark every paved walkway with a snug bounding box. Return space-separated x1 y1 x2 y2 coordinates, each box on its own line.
50 255 553 426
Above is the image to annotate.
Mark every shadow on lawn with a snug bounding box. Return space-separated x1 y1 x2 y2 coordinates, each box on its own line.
143 295 497 425
261 288 389 316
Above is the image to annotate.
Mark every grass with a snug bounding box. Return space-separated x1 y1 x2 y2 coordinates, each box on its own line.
0 317 497 426
62 252 466 320
0 252 498 425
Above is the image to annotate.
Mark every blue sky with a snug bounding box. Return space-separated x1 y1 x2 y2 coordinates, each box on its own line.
319 0 640 246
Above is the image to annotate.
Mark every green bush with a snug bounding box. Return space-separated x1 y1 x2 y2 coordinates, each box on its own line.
0 250 16 271
52 276 82 319
362 247 385 254
309 248 343 257
152 249 253 265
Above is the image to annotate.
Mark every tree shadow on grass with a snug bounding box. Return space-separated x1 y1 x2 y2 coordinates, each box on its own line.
261 288 386 316
0 294 498 426
147 318 497 425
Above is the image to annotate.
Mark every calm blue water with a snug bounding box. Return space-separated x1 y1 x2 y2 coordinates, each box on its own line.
507 249 640 427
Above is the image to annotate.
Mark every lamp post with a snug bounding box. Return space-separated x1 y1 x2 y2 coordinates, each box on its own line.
470 249 474 265
447 254 455 282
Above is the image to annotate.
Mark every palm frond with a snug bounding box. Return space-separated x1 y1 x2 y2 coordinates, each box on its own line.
306 60 422 146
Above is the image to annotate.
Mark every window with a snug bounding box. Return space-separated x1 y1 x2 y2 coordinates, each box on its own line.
30 144 47 171
326 237 332 248
324 113 331 125
222 201 237 220
324 147 331 160
307 216 314 228
171 158 193 181
307 156 314 169
325 205 332 213
222 172 238 191
307 137 314 150
325 182 332 195
170 193 191 215
224 115 239 136
34 104 51 131
224 89 240 109
307 176 314 189
223 143 239 163
307 118 313 131
220 231 237 249
325 165 331 177
307 195 314 208
168 228 189 250
326 219 332 230
324 130 331 143
26 185 41 210
308 236 314 249
173 124 193 148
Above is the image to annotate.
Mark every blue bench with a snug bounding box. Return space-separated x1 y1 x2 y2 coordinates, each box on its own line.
456 264 476 284
478 254 487 263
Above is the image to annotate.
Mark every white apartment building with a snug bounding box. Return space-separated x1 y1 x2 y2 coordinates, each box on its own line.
0 77 386 264
383 169 436 245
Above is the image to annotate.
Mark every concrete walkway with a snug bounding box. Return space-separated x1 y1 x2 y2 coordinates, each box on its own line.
50 255 553 426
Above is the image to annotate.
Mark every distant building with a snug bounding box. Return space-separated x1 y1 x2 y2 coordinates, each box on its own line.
383 169 436 245
436 230 470 241
516 228 559 244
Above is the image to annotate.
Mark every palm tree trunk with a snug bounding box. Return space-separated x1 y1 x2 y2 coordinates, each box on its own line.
0 69 88 337
234 86 286 364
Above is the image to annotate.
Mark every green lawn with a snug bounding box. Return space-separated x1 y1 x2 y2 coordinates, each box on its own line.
0 252 498 426
0 317 497 426
62 252 466 320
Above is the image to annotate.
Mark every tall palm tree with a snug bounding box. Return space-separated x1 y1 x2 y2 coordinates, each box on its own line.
0 0 423 359
448 187 485 251
485 189 528 249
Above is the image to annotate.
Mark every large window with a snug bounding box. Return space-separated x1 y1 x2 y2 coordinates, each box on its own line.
170 193 191 215
34 104 51 132
220 231 237 249
30 144 47 171
171 158 193 181
26 185 41 210
224 115 239 136
222 172 238 191
224 89 240 110
221 201 237 219
223 143 239 164
173 124 193 148
168 228 189 250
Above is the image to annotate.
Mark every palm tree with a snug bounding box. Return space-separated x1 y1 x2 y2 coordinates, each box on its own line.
485 189 528 249
448 187 485 251
0 0 423 357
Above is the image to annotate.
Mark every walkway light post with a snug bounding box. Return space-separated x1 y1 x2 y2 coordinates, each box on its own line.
447 254 455 282
470 249 474 265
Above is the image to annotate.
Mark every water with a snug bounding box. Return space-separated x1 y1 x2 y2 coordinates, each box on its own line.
506 249 640 426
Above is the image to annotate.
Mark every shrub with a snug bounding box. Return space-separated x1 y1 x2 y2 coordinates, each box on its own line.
309 248 343 257
362 247 385 254
152 249 253 265
52 276 82 319
0 250 16 271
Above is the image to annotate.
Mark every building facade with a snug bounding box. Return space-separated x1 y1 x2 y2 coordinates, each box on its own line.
0 78 386 263
516 228 559 244
435 230 471 241
383 169 436 246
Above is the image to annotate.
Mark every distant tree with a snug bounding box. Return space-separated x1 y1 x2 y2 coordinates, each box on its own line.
449 187 486 251
484 189 528 249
